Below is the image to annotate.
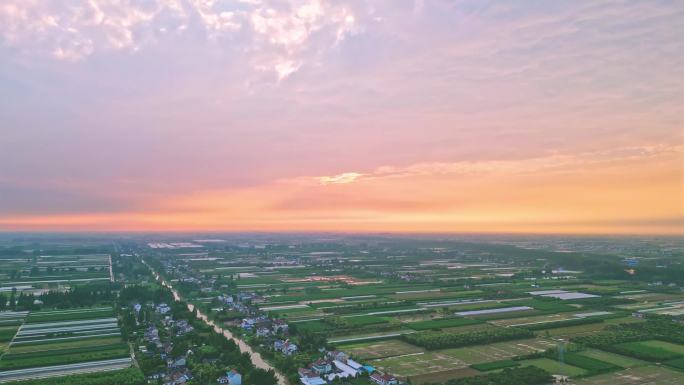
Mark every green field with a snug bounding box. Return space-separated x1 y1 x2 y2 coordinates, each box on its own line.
573 365 684 385
470 359 519 371
504 299 576 313
545 321 609 338
343 315 391 327
409 368 481 385
0 344 129 370
563 352 621 373
2 342 128 361
26 307 114 323
577 349 647 368
405 318 482 330
0 367 145 385
438 338 556 364
614 340 684 361
665 356 684 371
7 336 123 353
0 326 19 342
369 338 557 377
340 339 424 360
371 350 468 377
291 320 332 332
519 358 587 376
0 307 126 373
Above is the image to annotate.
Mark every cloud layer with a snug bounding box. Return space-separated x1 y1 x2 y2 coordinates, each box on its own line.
0 0 682 233
0 0 362 78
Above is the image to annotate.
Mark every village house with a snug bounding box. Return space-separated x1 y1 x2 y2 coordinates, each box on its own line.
298 369 326 385
163 369 192 385
167 356 187 368
326 350 347 362
156 303 171 314
272 319 289 334
227 369 242 385
329 360 358 380
311 359 333 374
370 373 399 385
241 318 256 330
274 339 298 355
175 320 194 335
218 295 234 305
148 372 165 381
255 318 273 330
256 327 271 338
144 326 160 342
300 376 326 385
217 369 242 385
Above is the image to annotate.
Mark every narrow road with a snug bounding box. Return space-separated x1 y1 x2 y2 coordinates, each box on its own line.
142 259 288 385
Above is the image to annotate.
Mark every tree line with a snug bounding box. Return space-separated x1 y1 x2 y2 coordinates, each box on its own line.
402 327 534 350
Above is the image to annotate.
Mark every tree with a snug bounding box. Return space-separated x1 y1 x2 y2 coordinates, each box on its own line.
9 288 16 310
192 363 223 383
244 368 278 385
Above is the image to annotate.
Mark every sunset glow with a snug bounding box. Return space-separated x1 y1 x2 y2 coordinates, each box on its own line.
0 1 682 234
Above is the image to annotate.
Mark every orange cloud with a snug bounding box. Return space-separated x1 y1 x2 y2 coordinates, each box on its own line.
2 144 681 234
315 172 364 185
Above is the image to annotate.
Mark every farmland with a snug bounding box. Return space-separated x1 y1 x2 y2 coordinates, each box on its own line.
341 339 424 360
576 349 646 368
612 340 684 361
0 233 683 385
0 306 131 381
573 365 684 385
366 337 557 379
518 358 588 377
0 238 142 383
133 234 684 385
0 254 113 293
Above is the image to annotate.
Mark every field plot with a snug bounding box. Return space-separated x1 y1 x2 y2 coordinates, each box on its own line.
391 289 482 301
440 323 498 334
370 338 556 377
405 317 482 330
438 338 556 364
518 358 587 376
577 349 647 368
328 330 416 344
0 357 132 383
603 316 646 325
0 307 129 380
0 312 27 327
0 254 112 291
614 340 684 361
470 359 519 371
340 339 424 360
573 365 684 385
291 320 332 333
342 315 391 327
490 312 574 327
454 306 532 317
371 351 468 377
26 307 113 323
408 368 481 385
0 312 27 354
545 321 609 338
563 352 621 373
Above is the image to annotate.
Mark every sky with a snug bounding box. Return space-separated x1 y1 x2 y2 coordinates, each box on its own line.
0 0 682 234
